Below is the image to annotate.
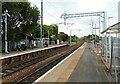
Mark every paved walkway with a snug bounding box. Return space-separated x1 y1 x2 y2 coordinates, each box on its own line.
68 43 112 82
34 42 87 83
33 43 113 83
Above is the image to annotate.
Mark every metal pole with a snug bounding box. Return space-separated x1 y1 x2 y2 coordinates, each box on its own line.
5 12 8 53
91 19 94 40
98 16 101 49
40 0 43 47
48 30 49 38
64 11 66 25
104 11 107 30
48 30 49 45
70 30 71 45
78 29 80 41
113 32 118 82
105 33 108 62
108 18 110 27
104 12 108 62
109 30 111 69
99 16 101 39
26 35 27 46
95 24 96 45
108 17 113 27
92 20 94 35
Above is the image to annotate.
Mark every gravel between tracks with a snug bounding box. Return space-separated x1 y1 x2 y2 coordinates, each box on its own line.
2 51 66 83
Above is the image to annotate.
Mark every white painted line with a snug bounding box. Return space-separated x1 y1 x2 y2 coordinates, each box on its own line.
96 68 100 75
97 54 100 56
33 43 86 83
104 70 110 82
80 45 84 49
0 44 67 60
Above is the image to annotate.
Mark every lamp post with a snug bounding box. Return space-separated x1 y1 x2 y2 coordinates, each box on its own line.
68 23 74 45
89 19 94 40
3 10 10 53
70 29 72 45
48 30 50 45
40 0 43 47
108 17 113 27
55 23 74 44
94 24 97 42
53 23 63 44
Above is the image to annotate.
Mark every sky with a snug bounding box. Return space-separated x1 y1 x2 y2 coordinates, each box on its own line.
29 0 120 38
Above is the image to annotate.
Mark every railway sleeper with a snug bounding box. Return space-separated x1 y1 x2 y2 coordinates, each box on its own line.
2 47 66 71
1 44 81 83
2 47 69 77
14 44 82 83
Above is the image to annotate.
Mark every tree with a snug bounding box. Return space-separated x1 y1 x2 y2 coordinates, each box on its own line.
58 32 68 42
43 24 58 40
32 24 59 44
20 3 40 36
1 2 40 52
70 35 78 42
32 23 40 38
2 2 40 42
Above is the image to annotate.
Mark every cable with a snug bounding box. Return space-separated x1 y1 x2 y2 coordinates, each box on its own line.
43 11 66 29
44 0 73 24
44 10 59 20
45 0 63 14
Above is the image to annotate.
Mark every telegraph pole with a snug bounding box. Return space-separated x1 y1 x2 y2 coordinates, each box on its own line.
40 0 43 47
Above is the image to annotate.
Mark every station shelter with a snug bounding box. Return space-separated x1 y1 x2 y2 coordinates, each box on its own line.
101 22 120 83
34 38 49 48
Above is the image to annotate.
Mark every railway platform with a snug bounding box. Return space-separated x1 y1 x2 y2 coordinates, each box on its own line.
0 44 66 59
34 42 114 83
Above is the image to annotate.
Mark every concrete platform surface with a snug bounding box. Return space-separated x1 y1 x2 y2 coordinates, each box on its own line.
33 42 87 83
33 43 113 83
68 43 113 82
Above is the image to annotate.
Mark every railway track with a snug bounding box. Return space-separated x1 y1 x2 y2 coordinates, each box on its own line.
2 47 67 77
16 51 70 83
2 42 84 84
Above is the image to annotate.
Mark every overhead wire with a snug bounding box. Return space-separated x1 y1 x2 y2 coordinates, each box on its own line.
44 0 73 25
43 10 59 21
45 0 63 14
